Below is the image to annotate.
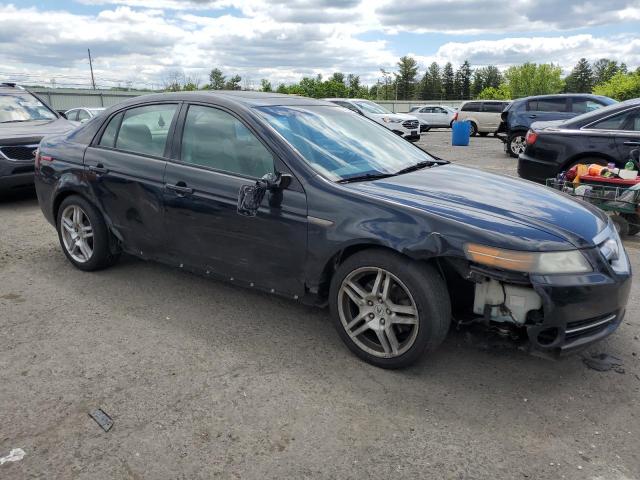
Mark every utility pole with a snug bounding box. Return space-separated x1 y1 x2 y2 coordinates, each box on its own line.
88 49 96 90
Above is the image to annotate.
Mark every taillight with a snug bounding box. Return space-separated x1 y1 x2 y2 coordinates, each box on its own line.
34 149 53 169
453 112 458 121
525 130 538 145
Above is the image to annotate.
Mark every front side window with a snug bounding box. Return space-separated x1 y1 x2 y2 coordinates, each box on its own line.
0 92 57 123
115 104 177 157
180 105 274 178
66 110 78 121
257 105 435 182
588 109 640 131
77 109 90 122
420 107 433 113
571 99 605 114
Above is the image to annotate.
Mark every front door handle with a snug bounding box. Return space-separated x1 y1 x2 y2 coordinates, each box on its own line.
528 114 537 118
89 164 109 174
165 183 193 196
623 141 640 146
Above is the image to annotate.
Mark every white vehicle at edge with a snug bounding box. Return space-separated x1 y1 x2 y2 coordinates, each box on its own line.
323 98 421 141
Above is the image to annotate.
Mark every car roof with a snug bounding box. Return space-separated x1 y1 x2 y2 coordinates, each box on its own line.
513 93 613 102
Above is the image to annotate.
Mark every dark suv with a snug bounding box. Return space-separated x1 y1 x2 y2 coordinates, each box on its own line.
0 83 75 192
500 94 616 157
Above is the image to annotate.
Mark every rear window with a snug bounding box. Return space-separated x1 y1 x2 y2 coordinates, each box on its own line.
461 102 481 112
527 98 567 112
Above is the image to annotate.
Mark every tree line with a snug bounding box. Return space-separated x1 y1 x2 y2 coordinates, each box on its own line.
164 57 640 102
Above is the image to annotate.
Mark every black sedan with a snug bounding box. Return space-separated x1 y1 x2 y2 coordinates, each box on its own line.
519 98 640 183
34 92 631 368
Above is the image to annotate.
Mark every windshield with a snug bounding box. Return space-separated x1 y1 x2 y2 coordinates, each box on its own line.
256 105 435 181
353 100 392 115
0 93 57 123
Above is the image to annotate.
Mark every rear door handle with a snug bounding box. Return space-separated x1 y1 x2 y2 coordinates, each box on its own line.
623 141 640 146
89 164 109 174
165 183 193 195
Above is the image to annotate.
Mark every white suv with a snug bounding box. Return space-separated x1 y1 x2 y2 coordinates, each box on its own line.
454 100 510 136
324 98 421 141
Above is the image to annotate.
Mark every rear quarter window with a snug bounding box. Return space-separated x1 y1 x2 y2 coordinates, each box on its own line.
461 102 481 112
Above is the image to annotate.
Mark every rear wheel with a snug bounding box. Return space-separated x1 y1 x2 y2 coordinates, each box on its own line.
469 122 478 136
56 195 120 271
329 250 451 369
507 132 527 158
478 132 489 137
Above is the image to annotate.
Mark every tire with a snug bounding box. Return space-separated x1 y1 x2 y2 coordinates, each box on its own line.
56 195 120 271
329 249 451 369
622 213 640 236
423 126 431 132
611 215 630 237
449 120 454 128
507 132 526 158
479 132 489 137
469 122 478 136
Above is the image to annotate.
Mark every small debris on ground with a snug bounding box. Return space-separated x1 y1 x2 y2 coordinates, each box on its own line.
0 448 26 465
89 408 114 432
582 353 624 372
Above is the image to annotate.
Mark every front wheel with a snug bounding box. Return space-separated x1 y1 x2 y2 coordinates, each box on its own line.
329 250 451 369
507 133 526 157
469 122 478 136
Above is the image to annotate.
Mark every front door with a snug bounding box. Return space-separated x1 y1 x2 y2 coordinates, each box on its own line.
613 107 640 163
84 103 179 257
162 104 308 296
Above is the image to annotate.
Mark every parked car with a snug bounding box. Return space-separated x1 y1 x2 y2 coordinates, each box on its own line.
0 83 76 192
501 94 616 157
34 91 630 368
65 107 106 123
454 100 511 136
518 98 640 183
324 98 420 141
408 105 456 132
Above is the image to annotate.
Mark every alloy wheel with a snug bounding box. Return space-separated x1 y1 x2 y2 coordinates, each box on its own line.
60 205 94 263
510 135 526 155
337 267 419 358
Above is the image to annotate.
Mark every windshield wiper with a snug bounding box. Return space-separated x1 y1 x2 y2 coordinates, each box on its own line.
338 172 396 183
0 119 39 124
395 161 436 175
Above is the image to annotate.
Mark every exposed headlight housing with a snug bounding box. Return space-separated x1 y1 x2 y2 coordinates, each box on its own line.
464 243 592 274
382 117 402 123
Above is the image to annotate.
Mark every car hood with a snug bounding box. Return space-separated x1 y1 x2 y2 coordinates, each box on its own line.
344 164 608 250
0 118 76 144
369 113 417 121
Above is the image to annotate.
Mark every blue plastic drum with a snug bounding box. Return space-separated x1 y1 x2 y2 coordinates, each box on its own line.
452 120 471 146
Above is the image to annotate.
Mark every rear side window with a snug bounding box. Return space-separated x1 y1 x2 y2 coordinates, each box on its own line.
66 110 78 121
115 104 177 157
461 102 481 112
77 109 90 121
571 99 605 114
482 102 504 113
527 98 567 112
588 108 640 131
180 105 274 178
98 112 123 148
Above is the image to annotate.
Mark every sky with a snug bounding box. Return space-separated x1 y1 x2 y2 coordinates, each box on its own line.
1 0 639 89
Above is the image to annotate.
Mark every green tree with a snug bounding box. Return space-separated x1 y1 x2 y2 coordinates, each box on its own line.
565 58 593 93
420 62 442 100
330 72 345 84
346 74 363 98
183 82 198 91
593 71 640 101
455 60 472 99
442 62 455 100
477 84 511 100
504 62 564 98
260 79 272 92
225 74 242 90
592 59 621 86
209 68 226 90
396 56 419 100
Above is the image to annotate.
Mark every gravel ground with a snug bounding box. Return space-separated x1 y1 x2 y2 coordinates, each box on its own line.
1 130 639 479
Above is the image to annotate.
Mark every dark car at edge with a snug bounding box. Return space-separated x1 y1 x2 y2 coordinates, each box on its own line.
500 93 616 158
518 98 640 183
34 91 631 368
0 83 76 192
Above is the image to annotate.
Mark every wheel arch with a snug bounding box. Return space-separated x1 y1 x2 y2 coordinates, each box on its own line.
562 151 618 171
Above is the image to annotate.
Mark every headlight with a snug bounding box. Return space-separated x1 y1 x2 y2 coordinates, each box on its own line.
382 117 402 123
464 243 592 274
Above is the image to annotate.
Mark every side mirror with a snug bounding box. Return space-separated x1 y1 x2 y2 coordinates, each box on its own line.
237 172 292 217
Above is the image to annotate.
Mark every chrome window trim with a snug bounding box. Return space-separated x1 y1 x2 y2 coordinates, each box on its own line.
580 105 640 133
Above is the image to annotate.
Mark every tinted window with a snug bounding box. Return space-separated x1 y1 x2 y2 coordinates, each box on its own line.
571 99 605 114
434 107 447 113
588 108 640 131
66 110 78 121
482 102 504 113
180 105 274 178
420 107 434 113
115 104 177 157
461 102 481 112
98 112 123 148
527 98 567 112
77 109 90 121
335 101 360 113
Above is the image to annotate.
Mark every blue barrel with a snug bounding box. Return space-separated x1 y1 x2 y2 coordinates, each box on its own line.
452 120 470 146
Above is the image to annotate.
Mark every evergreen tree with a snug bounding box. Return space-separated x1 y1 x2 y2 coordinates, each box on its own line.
224 74 242 90
330 72 345 84
420 62 442 100
396 56 419 100
442 62 455 100
565 58 593 93
456 60 472 100
346 74 362 98
260 79 272 92
209 68 226 90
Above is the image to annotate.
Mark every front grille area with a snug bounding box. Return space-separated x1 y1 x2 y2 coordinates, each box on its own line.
565 313 616 341
402 120 419 129
0 145 37 161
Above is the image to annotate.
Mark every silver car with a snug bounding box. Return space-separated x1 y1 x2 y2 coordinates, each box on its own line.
64 107 105 123
409 105 456 132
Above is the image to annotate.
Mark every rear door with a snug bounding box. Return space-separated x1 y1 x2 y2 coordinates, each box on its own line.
84 102 180 258
162 103 308 295
526 97 572 125
480 102 505 131
432 106 450 126
611 108 640 161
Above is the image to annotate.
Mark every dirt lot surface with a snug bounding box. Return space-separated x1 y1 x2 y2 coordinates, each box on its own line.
1 131 639 479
